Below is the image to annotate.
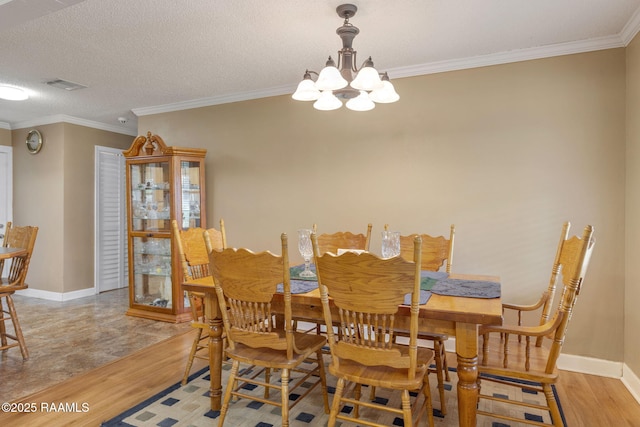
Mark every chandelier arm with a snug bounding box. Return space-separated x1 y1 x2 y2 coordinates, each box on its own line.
350 51 359 72
335 53 342 71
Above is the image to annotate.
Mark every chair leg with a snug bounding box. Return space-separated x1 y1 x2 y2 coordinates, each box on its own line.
280 368 290 427
401 389 413 427
181 328 204 385
328 377 345 427
441 344 450 382
316 349 330 414
544 383 563 427
264 368 271 398
0 297 7 348
432 340 447 415
422 371 435 427
218 360 239 427
6 295 28 360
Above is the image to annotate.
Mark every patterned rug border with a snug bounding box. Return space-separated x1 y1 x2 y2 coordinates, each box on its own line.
102 366 567 427
101 366 209 426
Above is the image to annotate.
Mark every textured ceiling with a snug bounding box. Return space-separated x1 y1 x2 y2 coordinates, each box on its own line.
1 0 640 135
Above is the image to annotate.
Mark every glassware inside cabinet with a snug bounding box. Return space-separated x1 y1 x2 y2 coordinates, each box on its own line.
180 160 202 229
132 236 172 309
130 161 171 232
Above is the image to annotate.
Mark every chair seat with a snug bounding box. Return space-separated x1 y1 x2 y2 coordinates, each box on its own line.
226 331 327 369
480 337 558 383
328 347 433 390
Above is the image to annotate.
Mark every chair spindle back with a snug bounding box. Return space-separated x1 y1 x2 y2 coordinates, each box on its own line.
313 233 422 378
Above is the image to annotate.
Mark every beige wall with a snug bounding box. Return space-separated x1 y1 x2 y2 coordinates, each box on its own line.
62 124 132 292
140 48 626 362
12 123 132 293
626 35 640 374
0 128 10 146
12 124 65 293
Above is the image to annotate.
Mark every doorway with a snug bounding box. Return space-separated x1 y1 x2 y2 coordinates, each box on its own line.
0 146 12 240
94 146 127 293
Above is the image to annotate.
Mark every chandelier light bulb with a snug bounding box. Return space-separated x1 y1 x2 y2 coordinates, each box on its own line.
315 57 348 91
313 90 342 111
292 77 321 101
350 61 384 91
346 90 375 111
369 80 400 104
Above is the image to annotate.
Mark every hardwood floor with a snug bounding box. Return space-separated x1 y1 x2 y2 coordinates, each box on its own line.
3 330 208 426
4 329 640 426
2 289 639 426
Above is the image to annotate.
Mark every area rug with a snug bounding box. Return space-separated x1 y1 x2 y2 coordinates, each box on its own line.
102 360 566 427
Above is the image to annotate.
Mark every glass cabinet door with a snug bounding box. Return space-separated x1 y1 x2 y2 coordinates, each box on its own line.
130 161 171 232
180 160 202 229
132 236 172 308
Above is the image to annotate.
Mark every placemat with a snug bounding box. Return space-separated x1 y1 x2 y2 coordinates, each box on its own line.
431 278 501 298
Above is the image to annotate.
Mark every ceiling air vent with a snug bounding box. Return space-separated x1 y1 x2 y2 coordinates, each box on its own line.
45 79 87 91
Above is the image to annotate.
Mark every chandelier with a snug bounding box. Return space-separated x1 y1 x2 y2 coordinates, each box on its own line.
292 4 399 111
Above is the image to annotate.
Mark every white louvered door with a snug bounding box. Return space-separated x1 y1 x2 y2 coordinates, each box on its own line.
95 146 127 293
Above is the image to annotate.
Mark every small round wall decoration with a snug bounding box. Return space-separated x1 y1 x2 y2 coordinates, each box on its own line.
25 129 43 154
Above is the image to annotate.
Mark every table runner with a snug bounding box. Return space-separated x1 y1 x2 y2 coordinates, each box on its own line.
280 264 433 304
431 278 501 298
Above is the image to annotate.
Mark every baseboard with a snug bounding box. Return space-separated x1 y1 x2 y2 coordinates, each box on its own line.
622 364 640 404
556 352 623 378
16 286 96 301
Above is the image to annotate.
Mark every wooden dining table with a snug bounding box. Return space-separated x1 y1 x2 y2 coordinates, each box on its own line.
183 272 503 427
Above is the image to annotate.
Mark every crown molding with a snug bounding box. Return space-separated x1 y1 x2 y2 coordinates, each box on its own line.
133 35 627 117
11 114 137 136
0 121 10 130
132 86 292 116
621 6 640 46
389 34 625 79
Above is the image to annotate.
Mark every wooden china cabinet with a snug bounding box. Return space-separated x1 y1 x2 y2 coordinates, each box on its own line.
123 132 206 322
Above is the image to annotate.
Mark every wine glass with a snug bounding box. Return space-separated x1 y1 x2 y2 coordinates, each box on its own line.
381 231 401 259
297 229 316 278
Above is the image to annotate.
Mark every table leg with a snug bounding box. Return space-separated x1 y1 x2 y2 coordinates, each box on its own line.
455 322 479 427
206 294 224 411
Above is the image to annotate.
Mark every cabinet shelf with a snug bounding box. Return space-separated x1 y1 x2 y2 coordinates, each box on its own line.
124 132 207 323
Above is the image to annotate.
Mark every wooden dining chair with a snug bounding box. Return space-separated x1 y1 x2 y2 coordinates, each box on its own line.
386 224 455 274
313 223 373 255
300 223 373 336
172 218 227 385
313 233 435 427
0 222 38 360
210 233 329 427
380 223 455 415
479 224 595 426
